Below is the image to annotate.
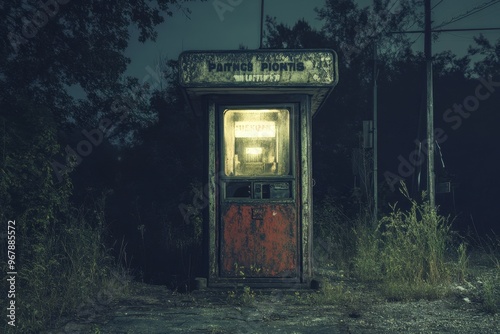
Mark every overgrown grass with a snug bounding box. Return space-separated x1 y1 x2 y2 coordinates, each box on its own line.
353 183 461 301
312 182 499 305
482 272 500 313
471 233 500 313
454 242 469 282
309 281 356 305
1 195 129 333
352 222 384 281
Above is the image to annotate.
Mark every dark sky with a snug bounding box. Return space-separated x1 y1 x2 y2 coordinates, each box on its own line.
125 0 500 80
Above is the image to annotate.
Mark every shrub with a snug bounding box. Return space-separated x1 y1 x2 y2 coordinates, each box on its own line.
309 281 354 305
353 222 383 281
481 271 500 314
473 234 500 313
1 194 129 333
354 183 456 300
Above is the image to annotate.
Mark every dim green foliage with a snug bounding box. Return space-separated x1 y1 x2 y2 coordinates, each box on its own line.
353 183 461 300
481 273 500 314
18 205 128 333
309 281 355 306
455 242 469 282
352 222 384 281
241 286 256 305
1 193 129 334
472 235 500 314
0 103 129 333
226 285 256 306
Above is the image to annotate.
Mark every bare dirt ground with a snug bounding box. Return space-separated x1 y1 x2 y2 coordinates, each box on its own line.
48 254 499 334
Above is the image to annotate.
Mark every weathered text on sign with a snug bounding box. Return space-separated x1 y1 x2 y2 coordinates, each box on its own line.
207 62 305 73
179 50 338 87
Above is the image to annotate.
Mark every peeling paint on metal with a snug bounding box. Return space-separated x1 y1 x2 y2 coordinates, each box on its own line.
220 203 298 278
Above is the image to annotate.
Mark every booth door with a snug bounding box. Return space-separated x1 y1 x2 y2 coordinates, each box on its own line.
219 108 299 279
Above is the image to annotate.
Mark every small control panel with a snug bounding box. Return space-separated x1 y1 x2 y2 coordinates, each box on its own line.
253 182 290 199
225 181 291 199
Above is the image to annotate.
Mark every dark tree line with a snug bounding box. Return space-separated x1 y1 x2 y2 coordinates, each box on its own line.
1 1 205 331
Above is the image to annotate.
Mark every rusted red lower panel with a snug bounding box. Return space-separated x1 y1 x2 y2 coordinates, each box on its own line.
221 203 297 278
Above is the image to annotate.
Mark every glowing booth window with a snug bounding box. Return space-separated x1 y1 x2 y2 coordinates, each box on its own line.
223 109 290 176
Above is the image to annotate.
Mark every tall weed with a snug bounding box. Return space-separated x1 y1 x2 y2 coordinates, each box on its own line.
354 183 455 300
1 193 129 333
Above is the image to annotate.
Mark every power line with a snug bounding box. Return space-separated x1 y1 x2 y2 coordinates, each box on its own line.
396 0 500 36
390 27 500 34
432 0 445 10
435 0 500 29
443 31 476 41
387 0 400 13
399 0 445 33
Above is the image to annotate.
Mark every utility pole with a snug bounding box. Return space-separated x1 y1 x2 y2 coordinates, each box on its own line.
425 0 435 207
260 0 264 49
387 4 500 206
373 42 378 222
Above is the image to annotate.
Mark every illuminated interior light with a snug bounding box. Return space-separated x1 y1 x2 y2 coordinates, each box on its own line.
223 108 290 176
235 121 276 138
227 109 277 114
245 147 263 155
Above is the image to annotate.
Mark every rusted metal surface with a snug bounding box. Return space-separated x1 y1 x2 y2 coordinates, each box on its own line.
220 203 298 278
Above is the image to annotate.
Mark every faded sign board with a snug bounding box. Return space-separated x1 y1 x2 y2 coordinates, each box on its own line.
179 49 338 86
178 49 338 115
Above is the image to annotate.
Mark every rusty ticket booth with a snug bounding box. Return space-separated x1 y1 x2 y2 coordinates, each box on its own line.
179 49 338 288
